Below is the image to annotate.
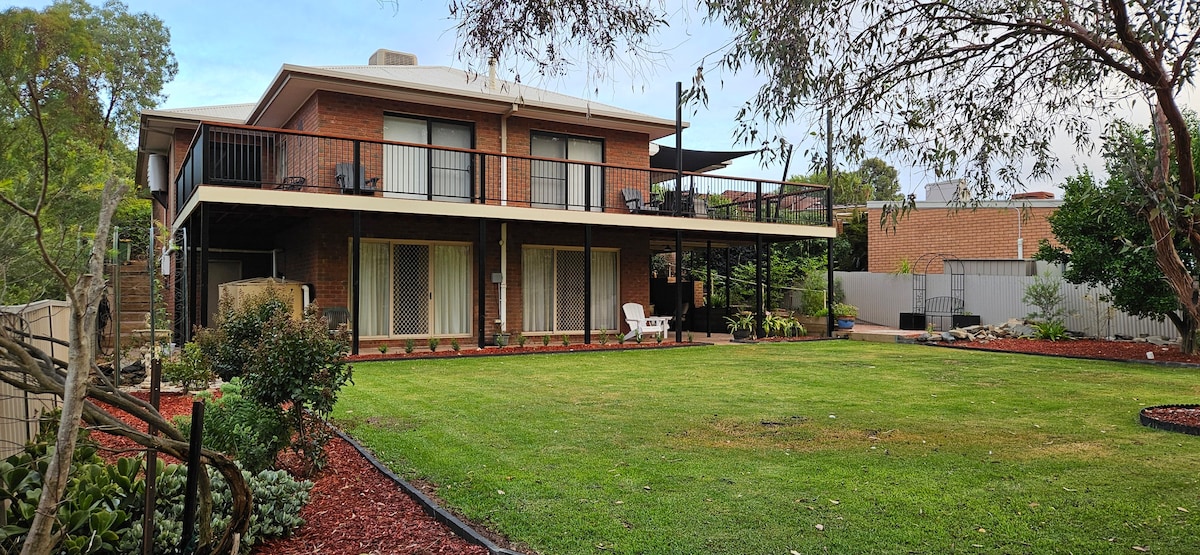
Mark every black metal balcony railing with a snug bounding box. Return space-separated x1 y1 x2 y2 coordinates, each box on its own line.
174 123 831 227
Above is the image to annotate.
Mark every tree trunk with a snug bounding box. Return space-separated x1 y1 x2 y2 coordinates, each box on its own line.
20 277 102 554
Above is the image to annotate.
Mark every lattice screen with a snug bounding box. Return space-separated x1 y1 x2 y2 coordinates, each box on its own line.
392 244 429 335
556 250 586 330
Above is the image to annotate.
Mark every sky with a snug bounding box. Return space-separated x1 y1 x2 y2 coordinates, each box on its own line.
10 0 1197 200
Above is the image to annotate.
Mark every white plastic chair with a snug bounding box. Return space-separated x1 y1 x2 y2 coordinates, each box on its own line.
622 302 671 340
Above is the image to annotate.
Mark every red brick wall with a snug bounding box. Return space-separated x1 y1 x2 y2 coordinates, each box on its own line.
273 214 649 345
866 205 1059 273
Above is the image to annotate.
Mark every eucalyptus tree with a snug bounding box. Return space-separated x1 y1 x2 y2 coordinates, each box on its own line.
447 0 1200 348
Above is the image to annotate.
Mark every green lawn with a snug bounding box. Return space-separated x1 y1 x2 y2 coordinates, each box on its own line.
333 342 1200 554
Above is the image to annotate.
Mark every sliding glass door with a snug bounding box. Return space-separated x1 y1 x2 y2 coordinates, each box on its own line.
383 116 473 202
357 241 471 337
530 132 603 211
522 246 618 332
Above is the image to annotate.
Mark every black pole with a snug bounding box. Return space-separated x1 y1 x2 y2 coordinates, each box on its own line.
754 235 763 338
825 111 835 337
181 400 205 551
198 205 209 328
140 359 161 555
674 230 683 343
583 225 592 344
351 211 361 354
675 81 683 217
478 220 488 348
705 240 712 338
724 247 731 317
766 243 773 313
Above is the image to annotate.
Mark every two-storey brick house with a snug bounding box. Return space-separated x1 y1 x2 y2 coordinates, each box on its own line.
136 51 834 352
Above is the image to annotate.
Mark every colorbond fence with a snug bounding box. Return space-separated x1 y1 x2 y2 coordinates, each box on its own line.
0 300 67 458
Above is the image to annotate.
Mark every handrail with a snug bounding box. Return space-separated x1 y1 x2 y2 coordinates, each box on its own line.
172 122 832 227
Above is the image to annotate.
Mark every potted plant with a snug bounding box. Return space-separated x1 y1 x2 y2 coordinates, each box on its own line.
492 319 510 347
724 311 756 340
833 303 858 330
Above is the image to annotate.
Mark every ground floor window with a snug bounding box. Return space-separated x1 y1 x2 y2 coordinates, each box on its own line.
356 240 471 337
523 246 618 332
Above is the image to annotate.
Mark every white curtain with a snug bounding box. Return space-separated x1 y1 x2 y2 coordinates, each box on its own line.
430 122 472 202
530 134 566 208
566 138 603 212
359 243 390 336
522 248 554 331
591 251 618 330
383 116 428 199
432 245 471 335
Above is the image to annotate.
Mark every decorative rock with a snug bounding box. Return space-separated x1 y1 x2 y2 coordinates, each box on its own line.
949 329 970 340
1133 337 1148 343
940 332 955 342
1010 325 1036 337
1147 336 1173 346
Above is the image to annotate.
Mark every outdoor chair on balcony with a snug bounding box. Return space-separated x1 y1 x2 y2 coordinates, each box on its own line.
622 188 661 214
323 306 350 333
276 176 306 191
622 302 672 341
335 163 379 194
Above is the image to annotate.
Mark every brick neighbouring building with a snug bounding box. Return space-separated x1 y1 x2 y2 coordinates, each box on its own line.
866 191 1061 274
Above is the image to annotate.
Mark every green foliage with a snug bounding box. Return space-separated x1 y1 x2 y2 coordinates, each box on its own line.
598 329 609 345
162 341 214 391
1032 320 1069 341
117 459 310 552
516 333 527 347
404 338 415 354
1036 117 1200 344
858 157 903 201
451 338 461 352
0 0 176 304
1022 271 1065 322
654 331 664 344
378 344 389 354
428 337 440 352
177 378 289 475
833 210 867 271
0 435 136 554
211 290 292 380
617 332 626 345
242 305 353 475
725 312 755 333
561 334 570 346
833 303 858 318
542 334 550 347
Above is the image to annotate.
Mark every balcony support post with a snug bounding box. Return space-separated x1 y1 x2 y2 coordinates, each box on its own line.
352 140 361 194
826 110 835 337
478 220 488 349
766 243 773 313
583 225 592 344
705 240 712 338
754 234 763 338
198 204 210 329
675 230 684 343
755 181 763 222
351 211 361 355
675 81 683 217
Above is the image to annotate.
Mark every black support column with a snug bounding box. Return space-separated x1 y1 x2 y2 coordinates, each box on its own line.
584 225 593 344
754 234 763 338
705 240 712 338
674 231 683 342
351 211 361 354
198 204 210 329
478 220 488 349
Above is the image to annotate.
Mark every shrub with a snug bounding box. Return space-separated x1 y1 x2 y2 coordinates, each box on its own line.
655 331 664 344
542 334 550 347
687 331 694 343
378 344 388 354
404 339 414 354
210 290 292 380
516 333 527 347
163 341 214 391
599 329 609 345
451 338 461 351
1023 270 1066 322
561 334 570 346
177 378 289 474
1032 320 1069 341
428 337 440 352
618 332 626 344
242 306 352 475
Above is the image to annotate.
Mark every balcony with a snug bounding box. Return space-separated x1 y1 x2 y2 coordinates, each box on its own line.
174 123 831 227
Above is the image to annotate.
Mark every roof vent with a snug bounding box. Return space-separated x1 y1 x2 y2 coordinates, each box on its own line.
369 49 418 66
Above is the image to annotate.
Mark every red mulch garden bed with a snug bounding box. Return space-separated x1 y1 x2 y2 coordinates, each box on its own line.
952 337 1200 364
347 340 697 362
90 392 489 555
